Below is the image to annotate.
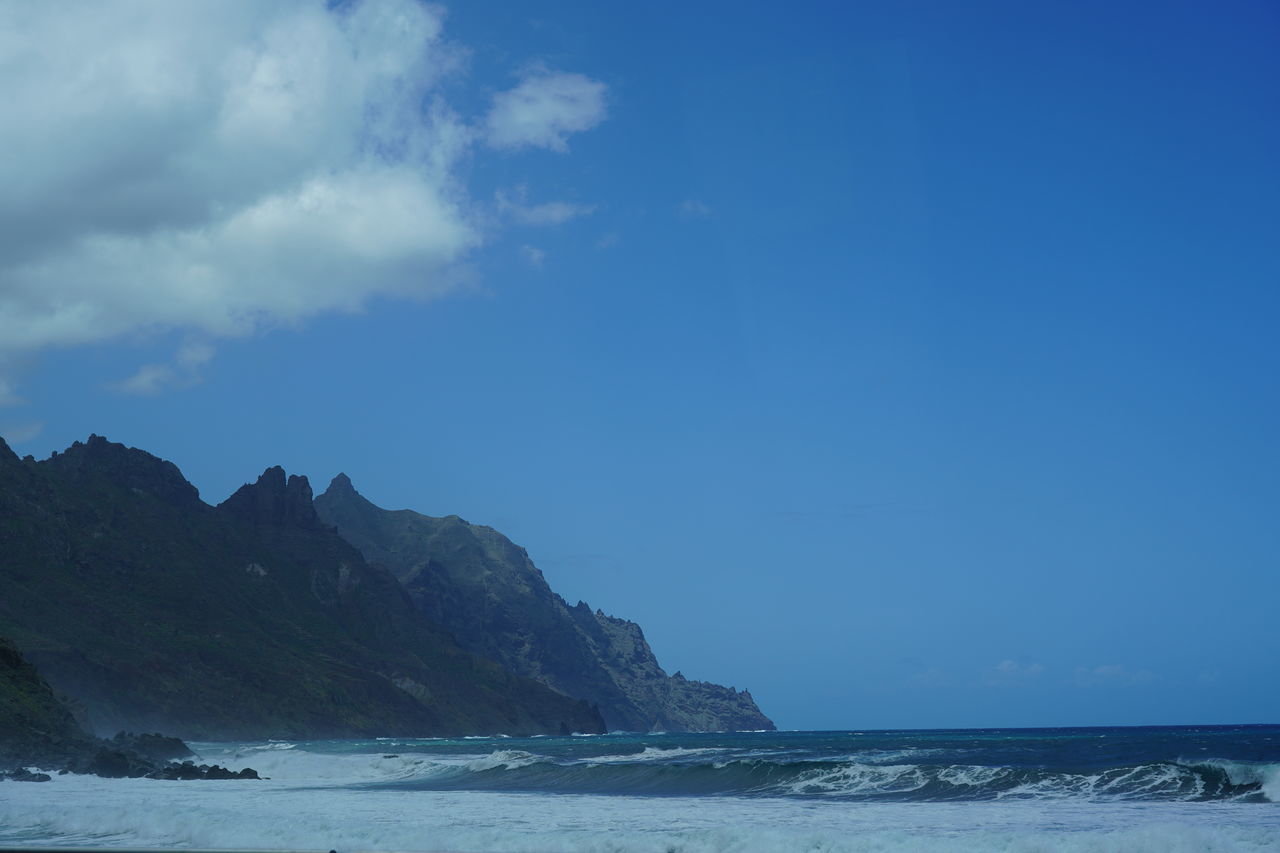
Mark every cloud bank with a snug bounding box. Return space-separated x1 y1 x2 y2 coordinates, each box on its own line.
0 0 605 389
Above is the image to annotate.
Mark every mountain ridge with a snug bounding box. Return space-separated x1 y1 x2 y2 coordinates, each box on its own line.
0 435 603 739
314 474 774 732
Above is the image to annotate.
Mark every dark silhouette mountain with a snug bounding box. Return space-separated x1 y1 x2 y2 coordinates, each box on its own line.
0 435 603 740
315 474 774 732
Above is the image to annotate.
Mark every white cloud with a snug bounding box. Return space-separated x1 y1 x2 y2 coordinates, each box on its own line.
0 421 44 445
678 199 713 219
111 364 187 397
0 1 607 394
496 189 596 226
1074 664 1156 688
513 201 597 226
903 667 948 688
521 245 547 267
109 341 216 396
485 71 607 152
0 379 23 408
596 232 621 250
982 659 1045 686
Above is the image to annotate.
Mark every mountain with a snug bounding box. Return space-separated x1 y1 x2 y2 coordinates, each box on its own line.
315 474 774 732
0 435 603 739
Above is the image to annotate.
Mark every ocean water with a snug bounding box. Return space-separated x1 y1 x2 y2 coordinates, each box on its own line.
2 726 1278 852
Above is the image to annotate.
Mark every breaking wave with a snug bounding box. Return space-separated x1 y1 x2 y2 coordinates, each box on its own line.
4 729 1278 853
357 750 1278 802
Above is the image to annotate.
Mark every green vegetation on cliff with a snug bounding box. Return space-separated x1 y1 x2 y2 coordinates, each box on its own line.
0 635 95 767
0 436 603 739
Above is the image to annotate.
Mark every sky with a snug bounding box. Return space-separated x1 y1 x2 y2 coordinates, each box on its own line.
1 0 1277 731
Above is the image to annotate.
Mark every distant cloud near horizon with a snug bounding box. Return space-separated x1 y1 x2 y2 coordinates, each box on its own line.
0 0 606 397
982 659 1045 687
1074 664 1156 688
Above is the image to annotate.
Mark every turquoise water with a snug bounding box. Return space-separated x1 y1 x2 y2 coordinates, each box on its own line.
2 726 1278 851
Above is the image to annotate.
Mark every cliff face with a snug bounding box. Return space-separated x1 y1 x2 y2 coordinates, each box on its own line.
315 475 774 732
0 436 603 739
0 635 96 767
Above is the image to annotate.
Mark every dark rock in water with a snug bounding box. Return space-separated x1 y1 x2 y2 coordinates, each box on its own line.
202 764 237 780
146 761 261 781
147 760 202 780
111 731 195 762
80 746 155 778
2 768 52 782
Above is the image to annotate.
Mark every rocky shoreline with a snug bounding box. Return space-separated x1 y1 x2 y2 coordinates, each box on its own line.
2 729 262 784
1 636 258 783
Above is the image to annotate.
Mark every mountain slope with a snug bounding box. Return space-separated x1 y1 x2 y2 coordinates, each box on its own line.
0 436 603 739
315 474 774 732
0 634 96 768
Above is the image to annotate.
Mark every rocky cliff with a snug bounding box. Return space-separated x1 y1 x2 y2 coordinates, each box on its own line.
0 436 603 739
315 474 774 732
0 634 95 768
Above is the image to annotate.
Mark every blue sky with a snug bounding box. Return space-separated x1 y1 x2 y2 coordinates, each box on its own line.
2 0 1277 730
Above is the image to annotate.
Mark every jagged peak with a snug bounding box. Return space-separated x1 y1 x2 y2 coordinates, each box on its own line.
0 435 17 464
326 472 356 494
219 466 319 529
42 433 201 506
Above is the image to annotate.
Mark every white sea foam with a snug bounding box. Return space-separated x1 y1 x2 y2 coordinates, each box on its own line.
190 743 456 785
1 770 1277 853
935 764 1010 789
781 762 929 797
465 749 543 771
588 746 730 764
845 747 950 764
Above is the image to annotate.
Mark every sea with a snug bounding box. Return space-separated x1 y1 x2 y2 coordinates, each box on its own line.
2 725 1278 852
